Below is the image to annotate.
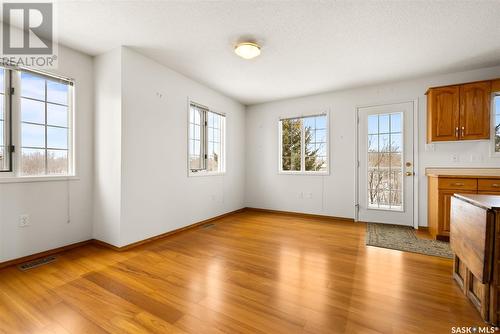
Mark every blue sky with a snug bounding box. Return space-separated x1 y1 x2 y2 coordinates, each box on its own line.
368 113 403 152
20 73 69 150
496 96 500 129
21 73 68 105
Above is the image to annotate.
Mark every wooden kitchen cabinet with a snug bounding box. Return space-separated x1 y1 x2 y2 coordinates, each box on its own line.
426 79 493 142
478 179 500 193
426 85 460 142
428 175 477 240
459 81 491 140
427 169 500 240
492 79 500 92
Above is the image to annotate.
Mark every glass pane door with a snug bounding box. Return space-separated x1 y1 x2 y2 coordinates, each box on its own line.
367 112 403 211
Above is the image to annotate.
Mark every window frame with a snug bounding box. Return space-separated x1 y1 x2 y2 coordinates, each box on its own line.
365 111 404 212
0 66 76 180
491 92 500 157
0 68 13 172
278 112 330 176
187 100 226 177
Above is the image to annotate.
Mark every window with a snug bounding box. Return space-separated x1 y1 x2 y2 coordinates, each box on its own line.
494 95 500 154
279 114 328 173
0 66 74 177
20 72 73 176
367 112 403 210
188 102 225 174
0 68 11 172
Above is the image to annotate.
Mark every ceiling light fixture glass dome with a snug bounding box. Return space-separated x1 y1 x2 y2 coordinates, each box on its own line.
234 42 261 59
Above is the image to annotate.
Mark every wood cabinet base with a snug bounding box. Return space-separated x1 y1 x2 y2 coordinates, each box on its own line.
454 255 490 321
427 174 500 240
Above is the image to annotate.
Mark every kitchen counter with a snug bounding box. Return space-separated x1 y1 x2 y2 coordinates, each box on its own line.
426 169 500 240
455 193 500 210
426 168 500 179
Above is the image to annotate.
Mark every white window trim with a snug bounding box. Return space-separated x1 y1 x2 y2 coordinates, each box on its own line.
0 175 80 184
365 110 405 213
0 67 76 180
278 111 330 176
491 92 500 158
187 99 226 177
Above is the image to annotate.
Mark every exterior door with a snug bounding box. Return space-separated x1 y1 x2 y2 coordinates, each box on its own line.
357 102 415 226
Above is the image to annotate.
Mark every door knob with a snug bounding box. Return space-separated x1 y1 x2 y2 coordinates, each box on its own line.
406 172 414 176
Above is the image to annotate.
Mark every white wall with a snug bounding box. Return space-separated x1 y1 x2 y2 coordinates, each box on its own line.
0 43 246 261
245 65 500 226
4 45 500 262
93 48 122 246
91 47 246 247
0 45 94 262
119 47 245 246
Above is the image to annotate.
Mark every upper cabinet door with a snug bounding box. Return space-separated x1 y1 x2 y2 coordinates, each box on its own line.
459 81 491 140
492 79 500 93
427 86 460 142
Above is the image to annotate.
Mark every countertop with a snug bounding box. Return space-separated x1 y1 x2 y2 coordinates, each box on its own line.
454 193 500 210
426 168 500 178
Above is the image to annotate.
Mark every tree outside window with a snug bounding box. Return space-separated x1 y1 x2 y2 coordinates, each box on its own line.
280 114 328 173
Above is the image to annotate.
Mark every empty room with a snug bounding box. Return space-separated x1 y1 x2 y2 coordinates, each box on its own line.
1 1 500 333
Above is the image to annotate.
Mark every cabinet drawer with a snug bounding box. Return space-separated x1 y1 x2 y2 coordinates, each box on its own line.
438 178 477 190
478 179 500 192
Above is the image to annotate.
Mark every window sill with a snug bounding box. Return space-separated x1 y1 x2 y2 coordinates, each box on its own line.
278 171 330 176
188 171 226 177
0 175 80 184
489 152 500 158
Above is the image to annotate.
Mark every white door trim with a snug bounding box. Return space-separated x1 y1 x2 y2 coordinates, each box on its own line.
354 99 419 229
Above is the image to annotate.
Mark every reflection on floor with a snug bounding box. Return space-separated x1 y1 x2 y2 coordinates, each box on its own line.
0 210 482 333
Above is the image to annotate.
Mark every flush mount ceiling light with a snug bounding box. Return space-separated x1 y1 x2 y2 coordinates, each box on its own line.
234 42 261 60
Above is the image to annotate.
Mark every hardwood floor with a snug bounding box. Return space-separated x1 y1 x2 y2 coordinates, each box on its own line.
0 210 485 333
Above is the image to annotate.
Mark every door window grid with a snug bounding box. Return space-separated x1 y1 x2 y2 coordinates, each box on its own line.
20 72 70 176
367 112 403 211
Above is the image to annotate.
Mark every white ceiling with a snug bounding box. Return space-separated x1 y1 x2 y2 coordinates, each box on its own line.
55 1 500 105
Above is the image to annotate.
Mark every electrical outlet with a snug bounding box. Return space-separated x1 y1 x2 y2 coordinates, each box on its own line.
19 214 30 228
451 154 459 163
425 143 435 152
470 154 483 163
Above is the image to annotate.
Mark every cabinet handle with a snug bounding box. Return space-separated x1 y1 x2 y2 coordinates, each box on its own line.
492 184 500 188
461 126 465 138
452 182 465 186
455 127 459 138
